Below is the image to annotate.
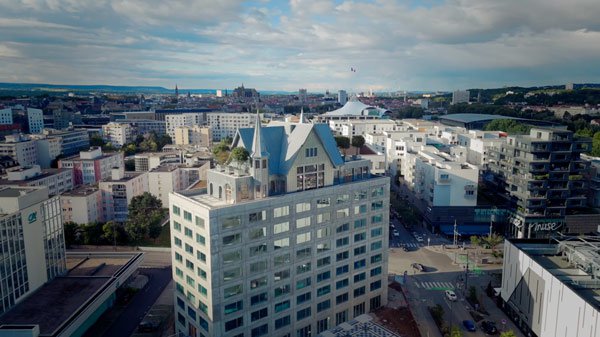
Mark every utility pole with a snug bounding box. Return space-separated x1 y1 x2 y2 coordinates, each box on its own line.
453 218 458 246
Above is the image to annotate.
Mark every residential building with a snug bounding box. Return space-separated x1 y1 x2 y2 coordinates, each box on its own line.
338 120 398 138
174 126 212 147
166 113 204 139
148 165 186 207
0 108 13 125
500 237 600 337
60 186 103 224
0 186 66 316
0 165 73 196
102 122 133 147
134 152 181 172
487 128 591 238
457 130 505 168
41 128 90 156
206 112 254 141
0 134 38 167
59 147 124 186
338 90 348 105
27 108 44 134
451 90 470 105
169 115 389 337
31 135 62 168
0 107 43 134
52 109 81 130
583 154 600 208
99 167 148 222
116 119 166 137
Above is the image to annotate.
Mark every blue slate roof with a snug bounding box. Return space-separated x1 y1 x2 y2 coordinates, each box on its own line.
233 123 343 175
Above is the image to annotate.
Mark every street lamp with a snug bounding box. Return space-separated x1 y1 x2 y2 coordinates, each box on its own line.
453 218 458 247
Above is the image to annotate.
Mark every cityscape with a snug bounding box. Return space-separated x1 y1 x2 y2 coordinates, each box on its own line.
1 1 600 337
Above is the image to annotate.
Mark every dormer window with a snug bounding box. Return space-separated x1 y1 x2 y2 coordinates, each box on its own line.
306 148 318 157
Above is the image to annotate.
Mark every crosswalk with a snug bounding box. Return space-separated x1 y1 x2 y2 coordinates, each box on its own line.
414 281 456 290
403 243 422 248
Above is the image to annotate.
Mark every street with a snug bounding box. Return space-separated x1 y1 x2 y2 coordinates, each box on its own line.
387 215 524 337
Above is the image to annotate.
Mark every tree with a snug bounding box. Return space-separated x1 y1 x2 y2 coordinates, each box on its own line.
90 134 105 147
335 136 350 155
351 135 365 155
482 233 504 251
212 141 231 165
230 147 250 163
82 222 105 245
470 235 482 248
450 325 463 337
592 132 600 157
125 192 166 244
484 119 531 134
500 330 517 337
63 221 80 247
102 221 124 246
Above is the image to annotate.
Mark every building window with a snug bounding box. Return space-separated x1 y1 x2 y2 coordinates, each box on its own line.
317 300 331 313
370 280 382 291
336 251 349 262
249 211 266 222
296 247 311 259
251 292 268 306
275 316 291 329
317 285 331 297
370 295 382 310
354 232 366 242
354 245 366 256
297 307 312 321
296 202 311 213
317 271 331 282
296 292 311 305
336 223 349 233
275 300 290 313
354 272 366 283
224 301 243 315
370 266 382 277
184 210 192 222
296 164 325 190
251 308 268 322
305 147 318 157
336 278 349 289
274 238 290 250
196 234 206 245
224 317 243 332
336 310 347 325
336 293 348 304
173 205 180 215
274 222 289 234
296 277 311 290
296 232 311 244
274 206 289 218
296 216 311 229
353 302 365 316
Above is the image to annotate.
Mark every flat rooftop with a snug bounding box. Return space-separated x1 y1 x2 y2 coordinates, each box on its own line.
61 186 99 197
0 252 143 337
512 236 600 311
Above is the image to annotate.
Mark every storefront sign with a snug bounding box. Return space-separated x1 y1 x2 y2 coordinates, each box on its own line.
28 212 37 224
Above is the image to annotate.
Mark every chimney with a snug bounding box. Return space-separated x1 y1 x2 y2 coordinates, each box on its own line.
111 166 125 180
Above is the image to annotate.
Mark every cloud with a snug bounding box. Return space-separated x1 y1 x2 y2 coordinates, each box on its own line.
0 0 599 90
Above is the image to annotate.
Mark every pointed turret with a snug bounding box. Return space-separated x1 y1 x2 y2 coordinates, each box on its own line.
299 107 305 124
250 110 269 198
251 110 267 158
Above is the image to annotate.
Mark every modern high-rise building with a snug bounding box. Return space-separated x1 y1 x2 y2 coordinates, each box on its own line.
99 167 148 222
169 115 389 337
487 128 591 238
338 90 348 105
451 90 470 105
0 186 66 316
102 122 133 148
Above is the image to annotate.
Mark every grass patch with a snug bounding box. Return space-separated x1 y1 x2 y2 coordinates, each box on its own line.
138 225 171 247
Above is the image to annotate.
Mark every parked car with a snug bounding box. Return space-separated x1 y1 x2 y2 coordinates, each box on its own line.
402 245 409 252
411 263 425 272
481 321 498 335
445 290 457 301
138 320 160 332
393 230 400 237
463 320 477 332
415 236 424 243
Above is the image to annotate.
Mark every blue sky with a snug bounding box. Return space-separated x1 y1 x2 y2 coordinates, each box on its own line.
0 0 599 92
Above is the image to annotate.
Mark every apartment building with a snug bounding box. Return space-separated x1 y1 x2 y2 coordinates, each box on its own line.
0 165 73 196
339 120 398 138
174 126 212 147
487 128 591 238
134 152 181 172
0 134 38 167
169 115 389 337
60 186 103 224
41 128 90 156
166 113 204 139
148 165 187 207
99 167 148 222
102 122 133 147
115 119 166 137
206 112 254 141
58 147 124 186
0 186 66 316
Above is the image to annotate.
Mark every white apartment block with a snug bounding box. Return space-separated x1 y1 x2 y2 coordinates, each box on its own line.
61 186 103 224
403 146 479 207
116 119 166 137
0 108 13 124
339 120 398 138
58 147 124 186
457 130 505 167
134 152 181 172
166 113 204 139
169 116 389 337
148 165 186 207
0 186 66 316
338 90 348 105
206 112 254 141
1 165 73 196
99 167 148 223
383 130 427 178
174 126 213 148
31 135 62 168
27 108 44 134
0 134 38 167
102 122 133 147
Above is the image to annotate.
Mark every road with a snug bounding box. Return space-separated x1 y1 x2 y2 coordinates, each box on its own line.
387 215 524 336
100 267 172 337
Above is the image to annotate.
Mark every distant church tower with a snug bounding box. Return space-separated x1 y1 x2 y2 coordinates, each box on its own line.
250 111 269 198
175 84 179 102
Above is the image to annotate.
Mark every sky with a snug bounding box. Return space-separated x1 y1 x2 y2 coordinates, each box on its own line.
0 0 599 92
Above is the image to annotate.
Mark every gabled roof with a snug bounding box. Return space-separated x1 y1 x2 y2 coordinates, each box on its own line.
232 123 343 175
323 98 389 117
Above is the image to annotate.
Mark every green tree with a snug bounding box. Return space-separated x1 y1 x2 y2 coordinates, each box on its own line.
90 134 105 147
500 330 517 337
125 192 166 243
450 325 463 337
82 222 105 245
223 136 233 145
212 141 231 165
470 235 482 247
63 221 80 247
335 136 350 155
230 147 250 163
482 233 504 251
123 143 137 156
351 135 365 155
484 119 531 134
592 132 600 157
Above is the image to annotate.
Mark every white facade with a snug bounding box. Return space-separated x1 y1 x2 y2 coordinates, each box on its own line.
2 166 73 196
451 90 470 105
134 152 181 172
166 113 204 139
148 166 186 207
58 147 124 186
99 168 148 222
339 120 398 138
32 136 62 168
0 134 38 167
27 108 44 134
0 186 66 316
60 186 103 224
174 126 212 147
501 239 600 337
206 112 254 141
102 122 133 147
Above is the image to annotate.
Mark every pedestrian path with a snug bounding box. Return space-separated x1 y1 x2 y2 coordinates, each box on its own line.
414 281 456 290
403 243 422 248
